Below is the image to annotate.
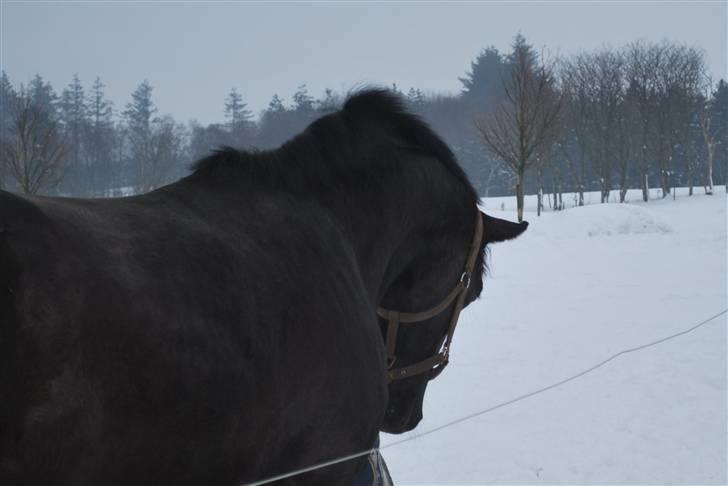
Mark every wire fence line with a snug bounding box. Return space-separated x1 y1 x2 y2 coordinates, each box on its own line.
244 308 727 486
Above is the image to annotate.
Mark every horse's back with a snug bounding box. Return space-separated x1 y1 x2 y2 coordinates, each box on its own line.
0 187 386 485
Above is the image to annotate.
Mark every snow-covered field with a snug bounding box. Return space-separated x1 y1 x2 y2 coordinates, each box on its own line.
381 187 727 485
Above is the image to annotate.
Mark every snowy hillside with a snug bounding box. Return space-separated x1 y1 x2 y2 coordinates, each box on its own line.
381 188 727 485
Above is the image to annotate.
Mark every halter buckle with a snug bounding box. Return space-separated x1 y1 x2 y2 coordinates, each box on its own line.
459 271 472 289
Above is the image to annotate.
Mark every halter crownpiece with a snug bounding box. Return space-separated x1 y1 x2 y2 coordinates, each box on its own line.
377 211 484 382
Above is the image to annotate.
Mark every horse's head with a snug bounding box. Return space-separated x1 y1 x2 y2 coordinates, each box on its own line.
328 89 528 433
379 211 527 433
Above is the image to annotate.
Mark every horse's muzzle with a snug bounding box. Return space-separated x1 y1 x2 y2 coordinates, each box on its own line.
380 404 423 434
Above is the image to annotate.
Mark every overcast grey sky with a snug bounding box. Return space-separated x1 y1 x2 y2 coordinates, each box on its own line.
1 1 726 124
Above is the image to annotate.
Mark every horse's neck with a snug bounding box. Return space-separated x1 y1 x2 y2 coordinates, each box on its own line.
323 185 426 307
182 153 450 307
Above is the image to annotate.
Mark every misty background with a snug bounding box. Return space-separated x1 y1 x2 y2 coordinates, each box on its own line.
0 1 726 202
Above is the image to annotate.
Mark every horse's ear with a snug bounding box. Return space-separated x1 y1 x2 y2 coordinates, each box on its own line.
481 211 528 243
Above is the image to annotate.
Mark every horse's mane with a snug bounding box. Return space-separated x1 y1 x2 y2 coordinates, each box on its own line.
339 90 475 196
190 89 477 202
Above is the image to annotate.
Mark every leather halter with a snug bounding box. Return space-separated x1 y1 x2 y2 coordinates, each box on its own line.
377 212 484 382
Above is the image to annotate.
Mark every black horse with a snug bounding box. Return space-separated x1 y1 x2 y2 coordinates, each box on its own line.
0 90 527 485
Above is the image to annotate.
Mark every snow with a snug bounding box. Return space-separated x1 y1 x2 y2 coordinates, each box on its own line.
528 203 673 238
103 186 138 198
380 188 727 485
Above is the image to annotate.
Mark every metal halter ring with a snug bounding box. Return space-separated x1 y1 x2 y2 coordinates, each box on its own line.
459 271 472 289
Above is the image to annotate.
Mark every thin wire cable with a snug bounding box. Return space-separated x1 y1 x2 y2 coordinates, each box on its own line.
245 448 378 486
383 307 727 450
244 308 727 485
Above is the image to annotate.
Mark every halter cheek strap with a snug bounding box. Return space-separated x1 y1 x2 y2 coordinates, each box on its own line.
377 213 484 382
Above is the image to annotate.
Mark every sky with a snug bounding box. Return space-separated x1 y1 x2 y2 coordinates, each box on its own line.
1 1 726 125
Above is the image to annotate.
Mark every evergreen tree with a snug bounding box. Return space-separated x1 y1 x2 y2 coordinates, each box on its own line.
123 80 157 191
224 88 254 147
224 88 253 134
60 74 89 194
89 77 113 128
60 74 87 125
28 74 58 119
506 34 539 72
407 88 425 106
459 46 507 107
292 84 315 114
124 80 156 137
0 71 16 188
268 93 285 113
389 83 403 96
317 88 339 113
86 77 115 193
0 71 16 134
257 93 301 149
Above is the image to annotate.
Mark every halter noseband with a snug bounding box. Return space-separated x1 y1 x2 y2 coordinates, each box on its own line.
377 212 484 382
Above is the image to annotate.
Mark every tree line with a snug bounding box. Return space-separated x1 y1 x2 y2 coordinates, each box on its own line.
1 35 726 214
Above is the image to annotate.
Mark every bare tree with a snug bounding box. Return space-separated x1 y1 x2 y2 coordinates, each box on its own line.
711 80 728 192
577 48 626 203
0 88 68 194
654 43 705 197
625 40 665 202
699 94 720 195
550 155 566 210
477 35 561 221
560 49 628 203
535 148 557 216
614 98 635 203
481 158 512 198
559 58 592 206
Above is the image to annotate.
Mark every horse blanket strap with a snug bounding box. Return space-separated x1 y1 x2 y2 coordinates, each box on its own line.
378 212 484 382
